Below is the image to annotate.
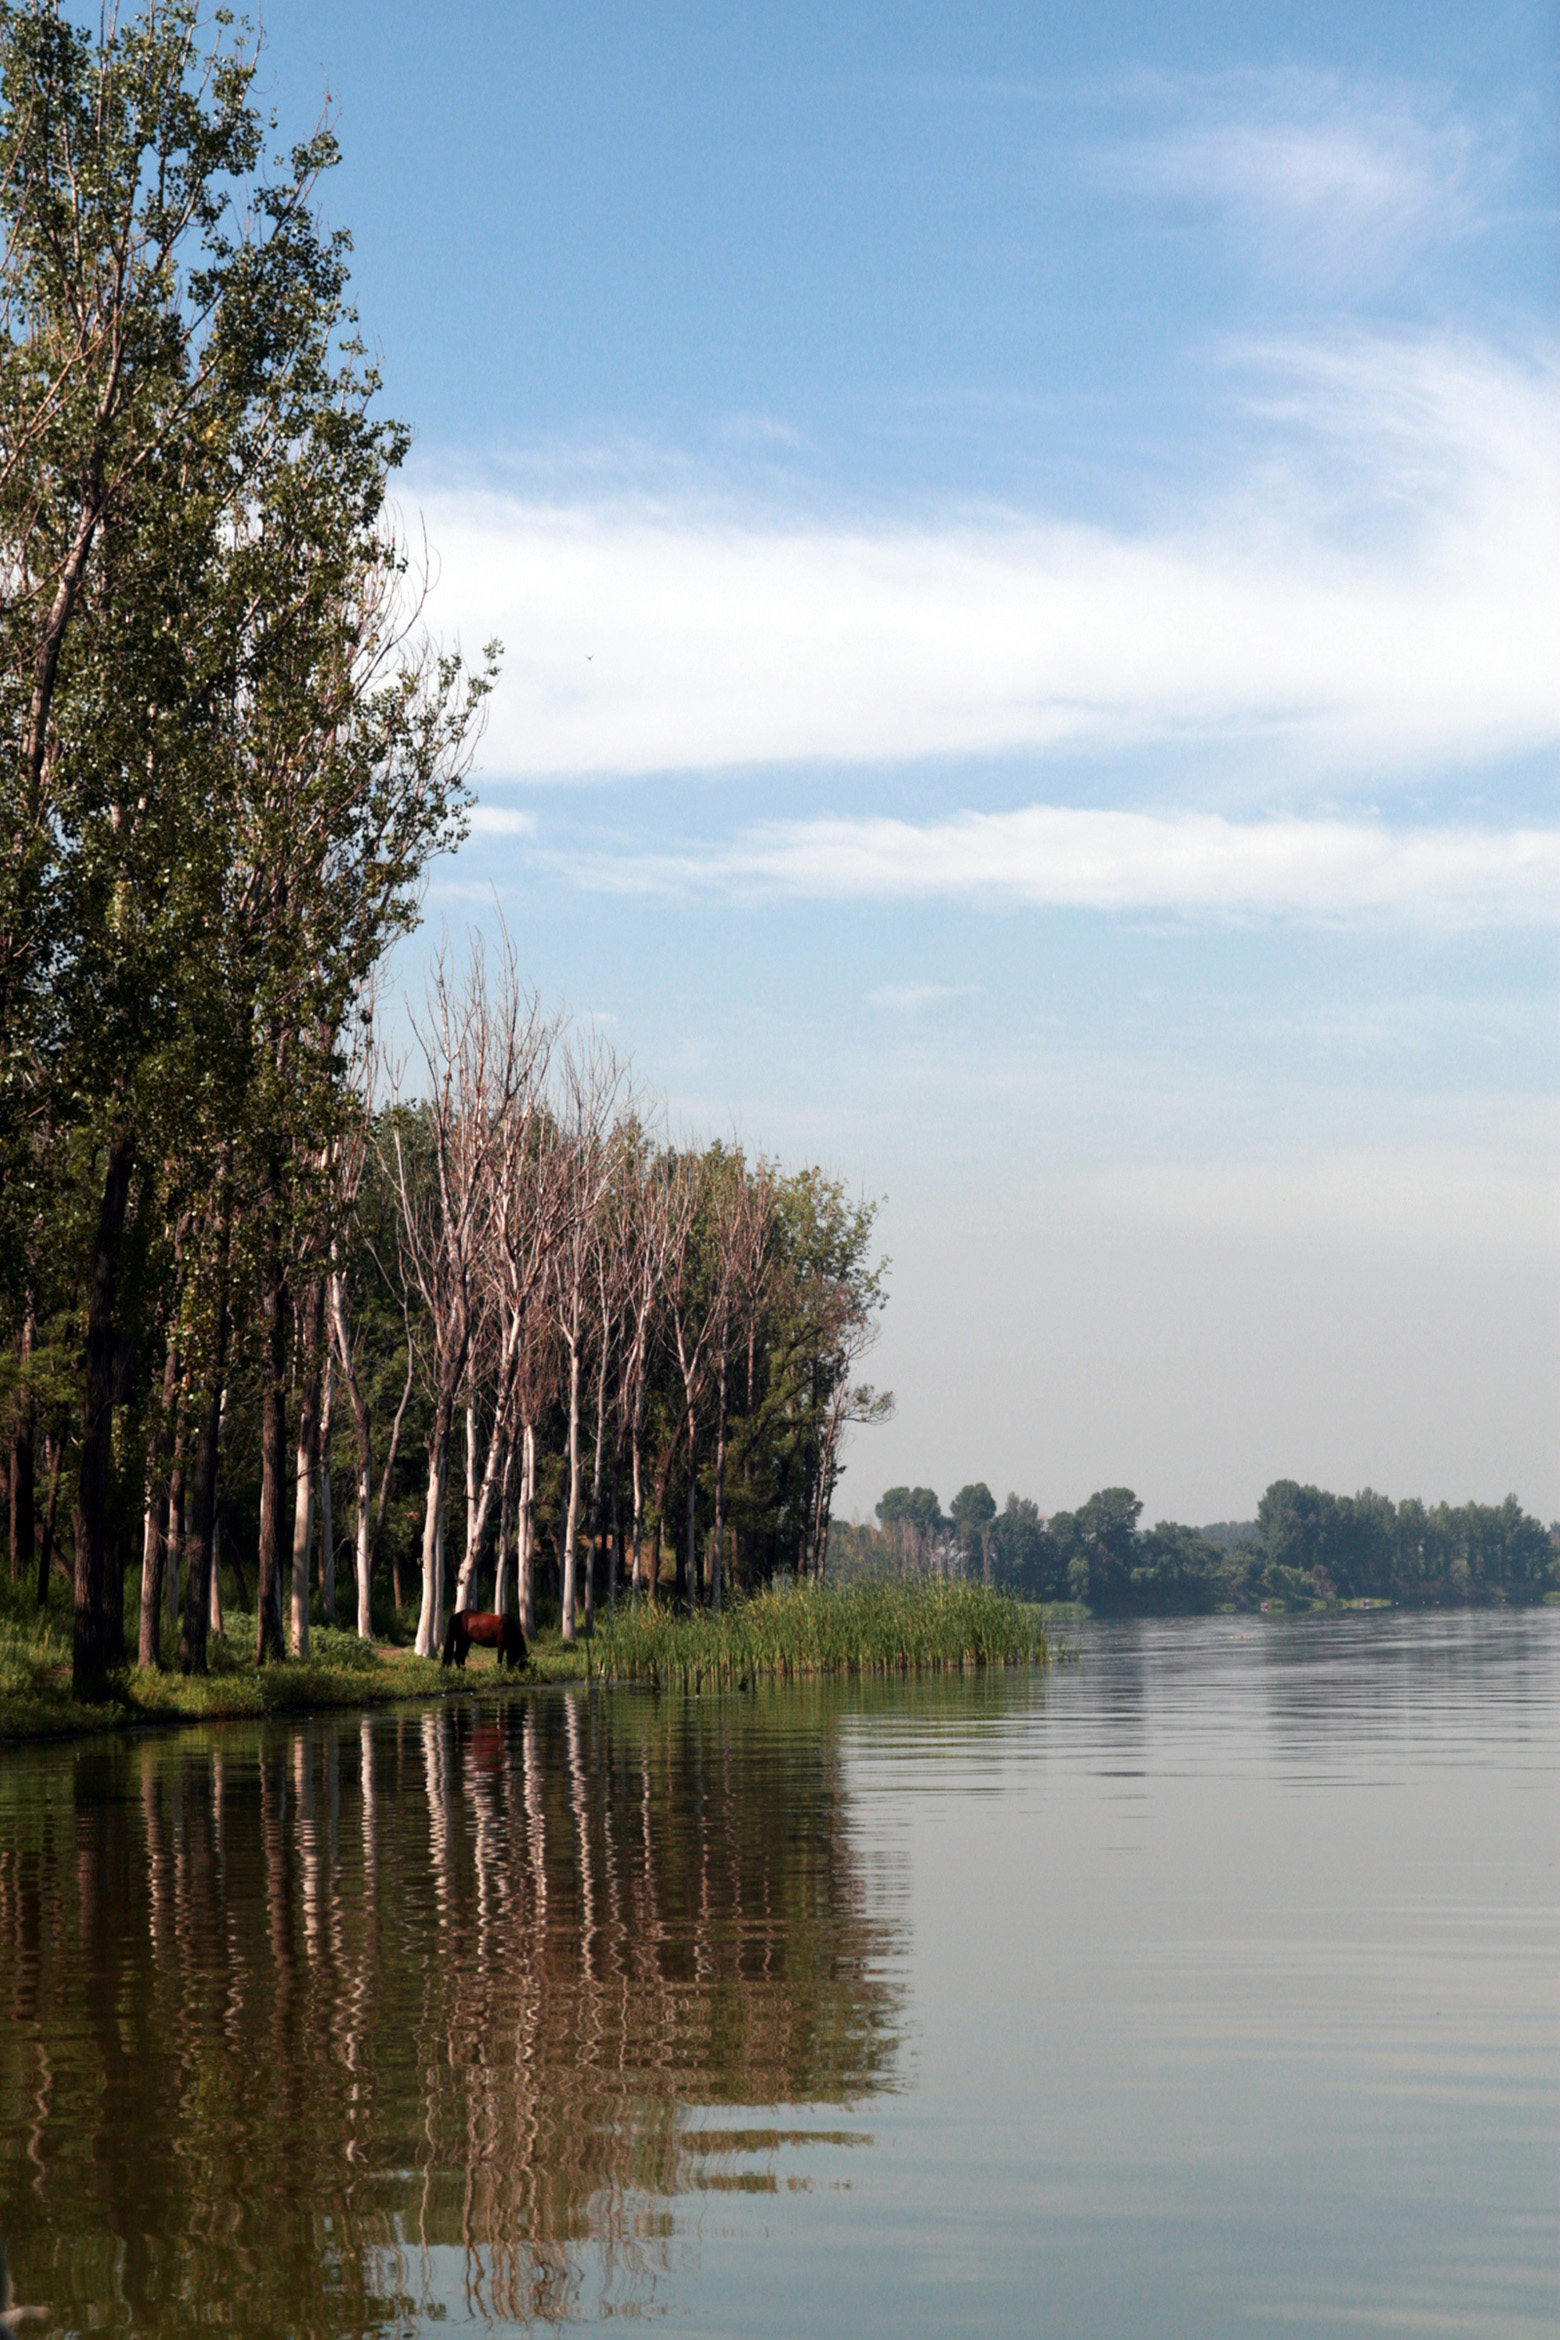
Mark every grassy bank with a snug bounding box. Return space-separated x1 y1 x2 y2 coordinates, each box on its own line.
2 1575 1046 1743
0 1576 590 1745
585 1578 1047 1691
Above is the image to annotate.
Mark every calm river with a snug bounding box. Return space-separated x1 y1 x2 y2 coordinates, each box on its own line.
1 1611 1556 2337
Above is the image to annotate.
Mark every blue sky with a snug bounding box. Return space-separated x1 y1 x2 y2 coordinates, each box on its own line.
261 0 1557 1522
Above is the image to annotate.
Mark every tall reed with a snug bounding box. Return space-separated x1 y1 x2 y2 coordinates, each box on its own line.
587 1578 1046 1691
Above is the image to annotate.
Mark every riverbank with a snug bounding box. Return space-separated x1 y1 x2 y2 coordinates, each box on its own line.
0 1578 1047 1745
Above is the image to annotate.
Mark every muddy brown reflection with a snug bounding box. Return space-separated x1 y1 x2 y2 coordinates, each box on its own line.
0 1690 903 2334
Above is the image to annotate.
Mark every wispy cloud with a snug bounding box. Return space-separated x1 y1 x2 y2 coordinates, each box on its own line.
1102 75 1480 286
540 805 1560 929
868 981 980 1011
421 334 1558 786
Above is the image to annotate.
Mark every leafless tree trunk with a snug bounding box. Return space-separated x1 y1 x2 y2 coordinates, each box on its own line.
415 1390 456 1660
551 1033 624 1641
618 1151 672 1597
583 1246 617 1636
630 1416 645 1593
464 1362 478 1564
330 1271 414 1642
665 1151 715 1610
563 1330 584 1638
394 936 544 1656
493 1440 515 1616
710 1345 729 1615
608 1474 622 1616
518 1419 537 1636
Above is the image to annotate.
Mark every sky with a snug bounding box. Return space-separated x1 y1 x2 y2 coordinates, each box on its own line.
257 0 1558 1526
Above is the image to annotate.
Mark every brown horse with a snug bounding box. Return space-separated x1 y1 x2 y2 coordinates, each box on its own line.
441 1609 528 1670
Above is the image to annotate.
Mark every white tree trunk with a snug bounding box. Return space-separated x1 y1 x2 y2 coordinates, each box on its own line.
208 1384 230 1640
414 1425 450 1658
163 1475 184 1630
711 1351 728 1615
465 1373 477 1555
494 1441 514 1618
561 1340 581 1641
208 1512 224 1638
630 1412 644 1592
355 1440 372 1640
684 1408 699 1606
140 1496 163 1662
290 1426 315 1658
455 1373 515 1613
519 1421 536 1636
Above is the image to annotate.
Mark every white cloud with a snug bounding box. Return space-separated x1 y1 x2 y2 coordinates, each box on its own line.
868 981 979 1011
467 804 537 835
420 334 1558 785
1105 83 1478 284
540 805 1560 929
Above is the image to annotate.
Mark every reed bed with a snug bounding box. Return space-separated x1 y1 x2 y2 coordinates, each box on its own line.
588 1578 1046 1691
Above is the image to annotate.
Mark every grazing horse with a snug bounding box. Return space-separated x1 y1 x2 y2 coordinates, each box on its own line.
441 1609 528 1670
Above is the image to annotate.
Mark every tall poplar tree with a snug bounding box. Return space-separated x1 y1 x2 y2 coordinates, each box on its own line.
0 3 491 1686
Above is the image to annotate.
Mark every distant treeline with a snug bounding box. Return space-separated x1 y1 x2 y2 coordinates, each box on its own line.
830 1480 1560 1613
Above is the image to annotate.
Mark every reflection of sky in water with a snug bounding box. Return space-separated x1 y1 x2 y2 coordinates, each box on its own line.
1 1614 1556 2337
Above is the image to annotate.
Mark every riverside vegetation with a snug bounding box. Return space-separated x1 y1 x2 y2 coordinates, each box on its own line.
1 1562 1042 1741
0 2 897 1720
2 6 1550 1752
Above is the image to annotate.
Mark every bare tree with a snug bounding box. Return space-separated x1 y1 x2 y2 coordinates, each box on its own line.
706 1152 775 1614
616 1135 674 1597
548 1033 625 1641
807 1301 893 1581
451 996 559 1616
512 1314 560 1637
391 951 496 1658
663 1151 716 1610
392 934 545 1656
325 1052 417 1641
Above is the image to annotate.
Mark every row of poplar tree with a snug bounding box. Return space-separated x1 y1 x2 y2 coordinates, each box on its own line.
0 3 889 1690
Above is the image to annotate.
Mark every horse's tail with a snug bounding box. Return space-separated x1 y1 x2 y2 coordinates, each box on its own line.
440 1614 461 1667
503 1617 528 1669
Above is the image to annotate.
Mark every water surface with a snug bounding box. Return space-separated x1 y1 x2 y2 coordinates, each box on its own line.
1 1611 1555 2336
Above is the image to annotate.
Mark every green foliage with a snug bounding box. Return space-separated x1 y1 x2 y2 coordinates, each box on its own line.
840 1476 1558 1616
0 1 495 1683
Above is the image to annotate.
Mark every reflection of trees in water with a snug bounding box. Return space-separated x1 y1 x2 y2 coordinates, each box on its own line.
0 1693 902 2334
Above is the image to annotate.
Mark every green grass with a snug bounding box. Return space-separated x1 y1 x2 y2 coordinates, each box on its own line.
0 1571 1043 1744
585 1578 1047 1691
0 1571 593 1743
